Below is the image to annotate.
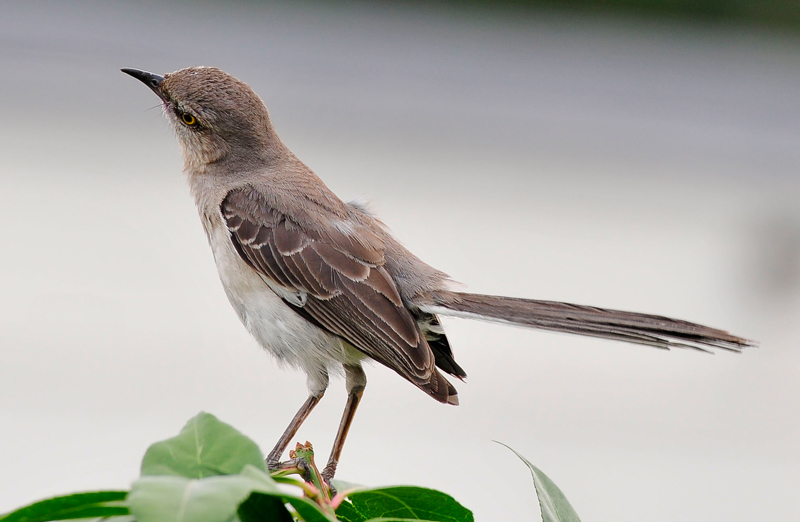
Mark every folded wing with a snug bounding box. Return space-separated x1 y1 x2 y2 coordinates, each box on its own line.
221 186 459 404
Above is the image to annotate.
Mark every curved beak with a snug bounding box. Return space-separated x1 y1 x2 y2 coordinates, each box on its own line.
121 68 167 101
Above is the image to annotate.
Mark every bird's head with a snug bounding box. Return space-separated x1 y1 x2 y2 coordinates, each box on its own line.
122 66 279 169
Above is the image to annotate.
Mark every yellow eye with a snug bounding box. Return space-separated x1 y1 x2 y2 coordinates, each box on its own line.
181 112 196 126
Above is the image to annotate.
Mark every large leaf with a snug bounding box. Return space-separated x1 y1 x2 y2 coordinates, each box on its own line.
0 491 128 522
498 443 582 522
237 492 293 522
141 412 266 478
335 487 473 522
239 492 335 522
127 473 278 522
128 465 334 522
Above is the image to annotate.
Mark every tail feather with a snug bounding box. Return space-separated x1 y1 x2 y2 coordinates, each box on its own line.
423 292 754 353
416 368 459 405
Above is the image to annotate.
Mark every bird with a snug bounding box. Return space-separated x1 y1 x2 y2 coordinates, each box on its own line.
122 66 754 481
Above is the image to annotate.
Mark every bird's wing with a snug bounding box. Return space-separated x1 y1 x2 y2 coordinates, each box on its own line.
221 186 456 400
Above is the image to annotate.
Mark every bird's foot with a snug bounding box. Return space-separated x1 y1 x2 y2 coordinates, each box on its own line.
269 442 334 494
321 461 337 484
267 456 313 482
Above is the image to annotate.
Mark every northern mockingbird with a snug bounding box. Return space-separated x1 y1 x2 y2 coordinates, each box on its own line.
122 66 753 481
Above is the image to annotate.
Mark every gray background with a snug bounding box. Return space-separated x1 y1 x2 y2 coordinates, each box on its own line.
1 1 798 520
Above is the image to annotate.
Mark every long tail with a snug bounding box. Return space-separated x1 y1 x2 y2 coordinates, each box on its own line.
421 292 755 353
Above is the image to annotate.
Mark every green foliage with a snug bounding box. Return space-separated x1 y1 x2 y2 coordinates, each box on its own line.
140 412 266 478
0 491 129 521
335 487 472 522
497 442 582 522
127 467 333 522
238 492 294 522
128 474 269 522
0 412 582 522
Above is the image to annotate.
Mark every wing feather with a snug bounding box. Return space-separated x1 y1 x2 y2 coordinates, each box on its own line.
221 186 452 399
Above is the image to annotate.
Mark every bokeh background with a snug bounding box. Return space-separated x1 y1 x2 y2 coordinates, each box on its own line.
2 1 799 520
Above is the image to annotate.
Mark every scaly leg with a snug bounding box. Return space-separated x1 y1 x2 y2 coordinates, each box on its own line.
321 364 366 482
267 392 324 471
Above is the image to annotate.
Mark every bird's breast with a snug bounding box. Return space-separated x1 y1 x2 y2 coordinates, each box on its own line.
198 210 366 383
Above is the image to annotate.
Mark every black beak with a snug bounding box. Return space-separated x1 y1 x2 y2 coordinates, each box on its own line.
121 68 167 101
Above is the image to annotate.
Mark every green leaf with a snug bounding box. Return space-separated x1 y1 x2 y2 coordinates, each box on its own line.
52 515 136 522
238 492 334 522
141 412 266 478
127 473 284 522
236 492 293 522
0 491 129 522
283 496 337 522
340 517 469 521
128 465 335 522
497 443 582 522
335 487 473 522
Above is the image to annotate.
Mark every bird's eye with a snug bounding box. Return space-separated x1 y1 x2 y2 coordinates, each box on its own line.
180 112 197 126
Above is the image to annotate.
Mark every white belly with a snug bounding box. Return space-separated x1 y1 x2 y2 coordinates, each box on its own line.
202 212 364 394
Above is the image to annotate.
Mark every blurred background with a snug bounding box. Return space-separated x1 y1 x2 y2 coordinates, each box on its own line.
1 1 799 520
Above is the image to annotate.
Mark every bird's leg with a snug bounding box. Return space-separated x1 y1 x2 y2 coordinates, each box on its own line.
321 364 366 482
267 392 324 473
